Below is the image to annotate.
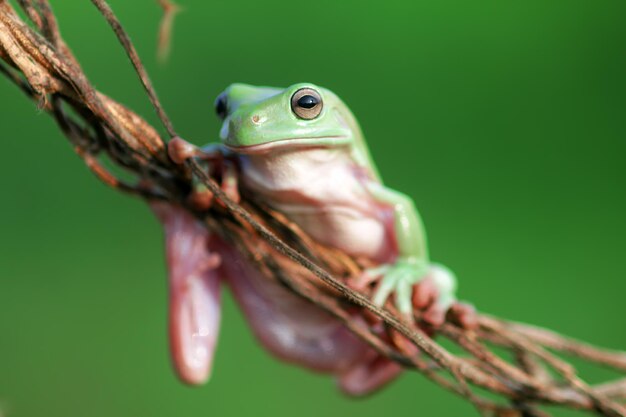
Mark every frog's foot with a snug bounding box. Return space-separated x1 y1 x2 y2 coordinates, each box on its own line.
365 262 458 325
338 350 403 397
168 137 227 164
369 259 429 317
168 136 195 164
167 137 240 210
187 159 240 210
168 136 207 164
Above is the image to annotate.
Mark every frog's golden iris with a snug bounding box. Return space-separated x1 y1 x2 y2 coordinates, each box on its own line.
290 87 323 120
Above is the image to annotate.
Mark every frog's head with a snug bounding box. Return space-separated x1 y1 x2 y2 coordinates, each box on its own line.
215 82 360 153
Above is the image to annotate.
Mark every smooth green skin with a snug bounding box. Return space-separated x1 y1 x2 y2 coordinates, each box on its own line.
217 82 441 314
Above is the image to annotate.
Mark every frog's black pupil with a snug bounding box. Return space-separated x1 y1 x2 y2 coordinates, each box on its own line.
297 95 318 109
215 96 227 119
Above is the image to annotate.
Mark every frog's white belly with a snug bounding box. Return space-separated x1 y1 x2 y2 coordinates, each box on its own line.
238 147 392 260
271 203 388 259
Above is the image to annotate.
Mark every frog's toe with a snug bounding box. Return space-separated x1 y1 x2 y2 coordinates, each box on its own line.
446 302 478 330
411 277 438 310
411 265 462 330
394 278 414 316
347 265 388 291
372 268 417 316
421 305 447 328
371 268 406 307
168 136 199 164
429 264 458 310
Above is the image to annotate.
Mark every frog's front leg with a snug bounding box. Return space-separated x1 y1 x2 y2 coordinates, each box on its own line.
364 182 456 316
168 137 240 207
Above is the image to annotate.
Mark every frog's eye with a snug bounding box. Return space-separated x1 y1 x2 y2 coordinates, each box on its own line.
291 88 323 120
215 93 228 120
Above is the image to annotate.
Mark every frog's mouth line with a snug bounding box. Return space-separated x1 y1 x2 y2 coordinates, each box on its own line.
225 136 349 154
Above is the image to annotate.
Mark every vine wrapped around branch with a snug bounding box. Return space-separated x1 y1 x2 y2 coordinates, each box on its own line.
0 1 624 416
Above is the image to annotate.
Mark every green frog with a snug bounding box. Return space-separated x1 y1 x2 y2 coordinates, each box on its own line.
154 83 461 395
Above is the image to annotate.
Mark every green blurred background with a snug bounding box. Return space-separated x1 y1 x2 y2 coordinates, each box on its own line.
1 0 625 416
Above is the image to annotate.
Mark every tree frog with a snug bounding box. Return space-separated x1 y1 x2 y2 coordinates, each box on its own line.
152 83 461 395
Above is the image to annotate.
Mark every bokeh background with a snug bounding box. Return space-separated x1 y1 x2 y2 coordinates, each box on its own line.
1 0 625 416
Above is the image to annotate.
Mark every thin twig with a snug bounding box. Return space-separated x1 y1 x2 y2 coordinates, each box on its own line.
505 320 626 372
90 0 177 138
156 0 180 62
596 379 626 400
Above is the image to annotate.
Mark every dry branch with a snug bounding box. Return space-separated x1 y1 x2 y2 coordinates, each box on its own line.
0 1 624 416
156 0 180 62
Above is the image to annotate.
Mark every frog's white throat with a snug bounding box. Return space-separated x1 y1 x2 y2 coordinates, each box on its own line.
237 145 353 195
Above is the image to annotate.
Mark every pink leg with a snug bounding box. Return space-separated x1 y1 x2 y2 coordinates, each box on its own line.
151 202 223 386
338 351 403 397
216 238 370 374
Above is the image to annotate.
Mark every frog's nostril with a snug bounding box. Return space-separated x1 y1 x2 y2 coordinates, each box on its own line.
251 114 266 125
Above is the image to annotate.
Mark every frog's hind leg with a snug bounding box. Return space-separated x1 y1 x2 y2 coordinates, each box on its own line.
152 202 223 386
338 350 403 397
340 265 468 397
218 241 371 374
